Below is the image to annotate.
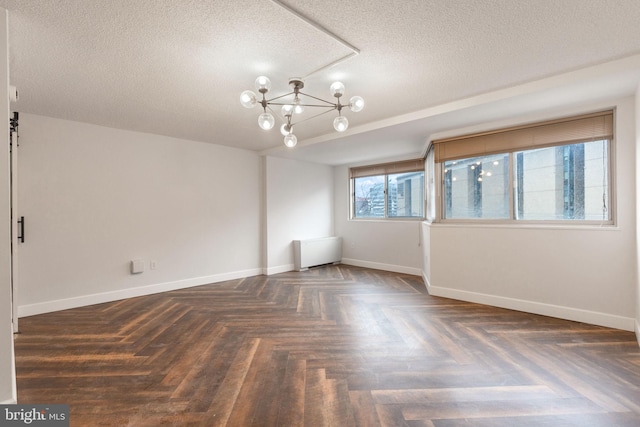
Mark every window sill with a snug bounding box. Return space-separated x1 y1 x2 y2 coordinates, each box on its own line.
427 220 617 231
350 217 425 223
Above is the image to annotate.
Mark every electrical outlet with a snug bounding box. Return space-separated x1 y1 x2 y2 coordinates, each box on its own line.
150 260 157 270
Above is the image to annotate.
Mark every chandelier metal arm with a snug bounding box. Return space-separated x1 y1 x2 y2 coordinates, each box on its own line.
268 103 335 126
296 91 337 106
265 89 337 108
269 102 336 109
289 107 337 127
266 104 284 123
264 91 295 103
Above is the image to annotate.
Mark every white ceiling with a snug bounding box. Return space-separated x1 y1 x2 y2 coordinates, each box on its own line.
1 0 640 165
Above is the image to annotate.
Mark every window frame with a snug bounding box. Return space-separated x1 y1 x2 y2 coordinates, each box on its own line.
349 160 426 221
430 111 616 226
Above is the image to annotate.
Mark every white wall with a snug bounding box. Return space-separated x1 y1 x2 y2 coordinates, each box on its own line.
334 165 423 275
264 156 334 274
425 96 637 331
17 114 262 316
0 8 16 404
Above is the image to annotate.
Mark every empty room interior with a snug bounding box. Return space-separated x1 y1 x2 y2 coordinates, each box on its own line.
1 1 640 426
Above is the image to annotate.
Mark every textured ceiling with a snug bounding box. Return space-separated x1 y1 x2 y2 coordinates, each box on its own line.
1 0 640 164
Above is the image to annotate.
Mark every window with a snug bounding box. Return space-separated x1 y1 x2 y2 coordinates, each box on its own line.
444 153 510 219
433 110 613 223
353 175 385 218
514 141 608 220
351 159 425 219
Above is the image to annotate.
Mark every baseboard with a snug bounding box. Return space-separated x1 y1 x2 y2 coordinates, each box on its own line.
427 284 636 332
18 268 262 318
635 320 640 347
1 398 17 404
264 264 295 275
341 258 422 276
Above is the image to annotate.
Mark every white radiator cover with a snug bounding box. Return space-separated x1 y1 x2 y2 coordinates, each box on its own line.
293 237 343 271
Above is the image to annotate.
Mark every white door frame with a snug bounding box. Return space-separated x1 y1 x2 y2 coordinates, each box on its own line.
9 115 18 333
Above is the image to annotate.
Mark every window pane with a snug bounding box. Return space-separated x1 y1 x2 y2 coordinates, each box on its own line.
443 153 510 219
515 140 609 220
387 172 425 218
353 175 385 218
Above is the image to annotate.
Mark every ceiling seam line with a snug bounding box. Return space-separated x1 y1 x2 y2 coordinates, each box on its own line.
268 0 360 79
301 52 359 80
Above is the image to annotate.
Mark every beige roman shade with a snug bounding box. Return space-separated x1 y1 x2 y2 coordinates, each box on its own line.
432 110 613 163
350 158 425 178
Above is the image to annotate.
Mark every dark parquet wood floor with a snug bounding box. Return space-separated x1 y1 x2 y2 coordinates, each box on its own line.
14 265 640 426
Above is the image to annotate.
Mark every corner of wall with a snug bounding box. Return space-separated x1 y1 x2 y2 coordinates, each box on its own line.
260 155 267 273
421 270 432 294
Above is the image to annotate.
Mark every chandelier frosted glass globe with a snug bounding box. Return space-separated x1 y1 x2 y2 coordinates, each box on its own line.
280 123 293 136
349 96 364 112
255 76 271 93
281 104 294 116
333 116 349 132
284 134 297 148
258 112 275 130
293 96 304 114
240 90 257 108
330 81 345 97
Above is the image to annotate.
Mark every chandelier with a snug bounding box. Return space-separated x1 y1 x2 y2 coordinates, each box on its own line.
240 76 364 148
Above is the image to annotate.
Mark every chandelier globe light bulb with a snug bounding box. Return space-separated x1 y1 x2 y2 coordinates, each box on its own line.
333 116 349 132
281 104 294 116
255 76 271 93
280 123 293 136
330 81 345 97
258 112 275 130
349 96 364 112
293 96 304 114
284 133 297 148
240 90 257 108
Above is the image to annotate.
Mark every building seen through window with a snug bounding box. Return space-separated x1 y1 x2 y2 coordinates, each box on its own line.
352 166 424 219
442 140 609 221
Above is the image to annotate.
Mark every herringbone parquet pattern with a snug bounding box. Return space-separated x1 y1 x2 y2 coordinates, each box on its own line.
14 265 640 426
